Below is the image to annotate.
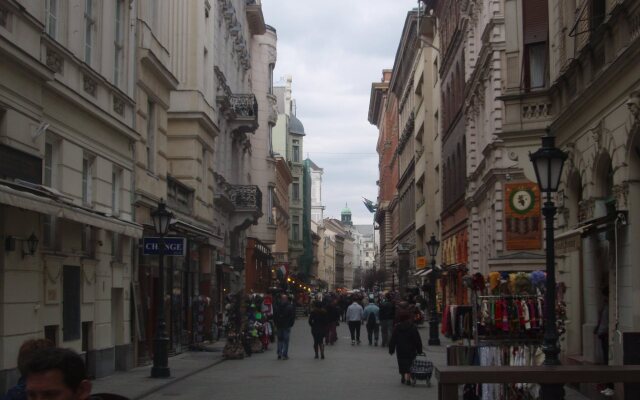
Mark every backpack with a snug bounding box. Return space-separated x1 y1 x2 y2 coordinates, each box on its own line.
367 309 377 326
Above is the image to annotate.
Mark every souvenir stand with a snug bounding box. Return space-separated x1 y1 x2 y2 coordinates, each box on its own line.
440 264 472 341
447 271 562 400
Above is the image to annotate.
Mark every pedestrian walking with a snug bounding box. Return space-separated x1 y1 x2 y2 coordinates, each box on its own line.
346 299 364 345
389 313 423 385
339 296 349 322
363 301 380 346
308 301 329 359
274 294 296 360
394 300 412 326
325 298 340 345
379 295 395 347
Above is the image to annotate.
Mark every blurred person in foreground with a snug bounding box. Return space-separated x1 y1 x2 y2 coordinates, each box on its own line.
23 347 92 400
2 339 54 400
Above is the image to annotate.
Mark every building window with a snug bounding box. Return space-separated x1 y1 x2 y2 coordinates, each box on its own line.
84 0 95 64
268 125 274 156
292 216 300 240
292 140 300 162
167 176 194 214
82 156 94 206
42 215 57 249
46 0 58 39
114 0 125 86
112 167 121 216
366 261 369 267
81 225 95 257
268 187 275 224
146 100 155 172
522 0 548 90
268 63 274 94
524 43 547 89
292 179 300 201
111 232 126 262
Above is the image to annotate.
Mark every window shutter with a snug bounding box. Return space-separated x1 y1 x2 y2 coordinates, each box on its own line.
523 0 549 44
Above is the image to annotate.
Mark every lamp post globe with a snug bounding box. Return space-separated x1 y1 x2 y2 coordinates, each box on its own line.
151 199 173 236
426 233 440 346
150 198 174 378
529 133 567 399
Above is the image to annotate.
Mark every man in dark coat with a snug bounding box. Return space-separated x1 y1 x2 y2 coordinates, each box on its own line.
389 313 423 385
379 295 395 347
324 299 340 345
274 294 296 360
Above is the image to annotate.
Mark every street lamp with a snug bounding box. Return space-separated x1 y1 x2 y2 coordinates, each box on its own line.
150 198 174 378
426 233 440 346
530 133 567 399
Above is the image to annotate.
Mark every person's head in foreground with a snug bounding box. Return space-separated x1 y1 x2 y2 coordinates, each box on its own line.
24 347 91 400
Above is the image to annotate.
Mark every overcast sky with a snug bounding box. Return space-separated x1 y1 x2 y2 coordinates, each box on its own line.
261 0 418 225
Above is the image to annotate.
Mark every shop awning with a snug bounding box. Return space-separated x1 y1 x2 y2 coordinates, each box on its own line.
414 267 437 277
0 180 143 238
554 224 592 241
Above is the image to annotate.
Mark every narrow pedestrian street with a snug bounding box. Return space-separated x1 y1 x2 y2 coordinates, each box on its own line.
143 322 443 400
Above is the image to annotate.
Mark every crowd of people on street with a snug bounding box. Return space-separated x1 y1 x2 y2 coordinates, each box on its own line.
268 289 429 386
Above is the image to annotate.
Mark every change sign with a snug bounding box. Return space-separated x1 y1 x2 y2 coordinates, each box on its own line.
142 237 186 256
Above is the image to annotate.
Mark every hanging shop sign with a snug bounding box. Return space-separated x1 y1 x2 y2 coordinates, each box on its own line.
142 237 187 256
505 182 542 250
416 256 427 269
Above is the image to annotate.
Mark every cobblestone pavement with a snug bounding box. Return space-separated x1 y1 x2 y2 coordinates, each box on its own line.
142 321 442 400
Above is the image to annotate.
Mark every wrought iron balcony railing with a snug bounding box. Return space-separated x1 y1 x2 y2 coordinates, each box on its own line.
229 185 262 212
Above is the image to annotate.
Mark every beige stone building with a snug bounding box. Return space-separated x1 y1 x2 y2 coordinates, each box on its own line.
0 0 140 383
0 0 278 387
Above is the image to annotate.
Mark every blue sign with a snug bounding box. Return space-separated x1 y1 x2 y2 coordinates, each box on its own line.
142 237 186 256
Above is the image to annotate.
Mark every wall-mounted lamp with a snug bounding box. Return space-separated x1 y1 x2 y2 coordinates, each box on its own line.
5 233 39 258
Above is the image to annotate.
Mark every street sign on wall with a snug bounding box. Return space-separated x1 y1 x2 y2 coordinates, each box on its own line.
416 256 427 269
142 237 187 256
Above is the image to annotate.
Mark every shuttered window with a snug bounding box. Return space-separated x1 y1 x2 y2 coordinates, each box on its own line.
522 0 549 90
523 0 549 45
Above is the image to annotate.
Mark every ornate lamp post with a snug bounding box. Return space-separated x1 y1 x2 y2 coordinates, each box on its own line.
530 134 567 399
150 199 174 378
426 233 440 346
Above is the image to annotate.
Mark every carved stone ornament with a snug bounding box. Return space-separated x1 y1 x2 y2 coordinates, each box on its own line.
612 183 629 210
83 75 97 97
46 47 64 73
591 120 604 151
113 95 125 116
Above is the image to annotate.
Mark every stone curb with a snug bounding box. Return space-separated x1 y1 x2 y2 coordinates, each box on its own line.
134 357 227 400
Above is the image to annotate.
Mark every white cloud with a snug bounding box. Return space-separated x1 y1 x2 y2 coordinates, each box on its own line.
262 0 418 225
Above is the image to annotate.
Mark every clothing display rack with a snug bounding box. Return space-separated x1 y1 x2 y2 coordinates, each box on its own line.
447 272 548 399
441 304 473 341
472 293 544 343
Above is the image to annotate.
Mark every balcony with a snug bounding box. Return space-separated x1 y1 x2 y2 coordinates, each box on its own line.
499 89 553 141
245 0 266 35
230 185 263 232
215 66 259 135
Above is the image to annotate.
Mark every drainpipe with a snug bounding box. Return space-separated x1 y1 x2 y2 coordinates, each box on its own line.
613 212 627 343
